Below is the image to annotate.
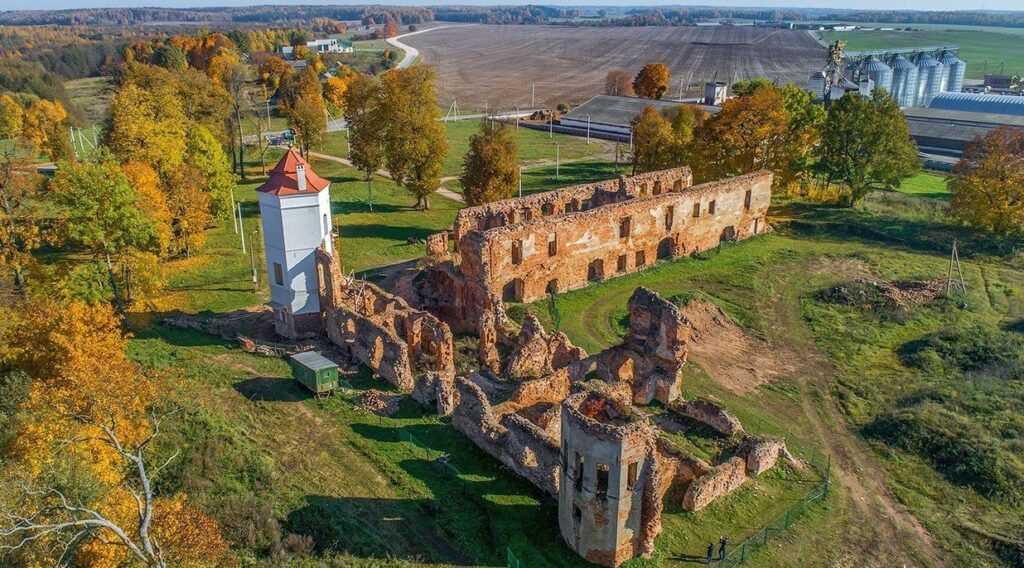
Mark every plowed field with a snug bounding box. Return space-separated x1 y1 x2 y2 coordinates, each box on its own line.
405 24 825 109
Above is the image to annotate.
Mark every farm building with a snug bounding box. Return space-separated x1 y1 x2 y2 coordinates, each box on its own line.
559 95 720 141
903 106 1024 168
926 92 1024 117
815 47 967 108
281 39 353 57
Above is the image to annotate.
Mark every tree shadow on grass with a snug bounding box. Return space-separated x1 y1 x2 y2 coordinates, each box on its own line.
338 223 438 245
776 201 1023 259
131 321 238 349
234 377 312 403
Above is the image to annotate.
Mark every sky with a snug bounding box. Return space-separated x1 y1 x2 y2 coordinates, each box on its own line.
3 0 1020 13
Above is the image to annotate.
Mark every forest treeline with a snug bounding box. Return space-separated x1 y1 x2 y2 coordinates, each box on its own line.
0 5 433 26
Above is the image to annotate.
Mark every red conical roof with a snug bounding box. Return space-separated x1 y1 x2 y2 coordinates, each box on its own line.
256 148 330 196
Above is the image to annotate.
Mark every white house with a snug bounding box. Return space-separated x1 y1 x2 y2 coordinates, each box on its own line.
256 149 334 338
280 39 353 58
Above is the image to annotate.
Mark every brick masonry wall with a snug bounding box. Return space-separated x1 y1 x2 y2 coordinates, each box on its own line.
458 170 771 303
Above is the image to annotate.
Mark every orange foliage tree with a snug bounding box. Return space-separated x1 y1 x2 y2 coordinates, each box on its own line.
632 63 670 99
0 300 232 567
604 69 634 97
690 87 789 182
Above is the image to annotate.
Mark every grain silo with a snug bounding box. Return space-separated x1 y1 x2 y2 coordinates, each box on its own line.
940 51 966 93
862 56 893 94
916 53 944 107
890 55 919 107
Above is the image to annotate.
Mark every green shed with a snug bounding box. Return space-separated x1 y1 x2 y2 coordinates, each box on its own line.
289 351 339 394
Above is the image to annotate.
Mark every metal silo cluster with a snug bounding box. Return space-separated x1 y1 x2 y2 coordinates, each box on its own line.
844 48 965 108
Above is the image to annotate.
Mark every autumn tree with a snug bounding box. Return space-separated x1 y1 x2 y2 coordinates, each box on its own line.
257 56 292 100
633 63 670 99
379 65 447 210
0 300 232 567
662 104 707 166
344 73 385 210
816 90 919 206
0 94 23 139
122 161 173 256
630 106 676 174
151 44 188 70
460 121 520 206
384 19 400 39
604 70 634 97
731 78 774 97
50 154 158 307
22 99 72 161
777 84 825 192
690 87 788 183
0 139 48 292
949 127 1024 234
108 80 187 177
289 94 327 159
186 125 236 220
324 75 349 111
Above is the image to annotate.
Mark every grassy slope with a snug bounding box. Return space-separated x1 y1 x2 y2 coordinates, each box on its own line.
895 171 950 200
819 28 1024 79
64 76 114 129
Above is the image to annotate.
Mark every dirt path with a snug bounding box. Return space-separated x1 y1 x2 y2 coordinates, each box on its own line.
765 263 945 567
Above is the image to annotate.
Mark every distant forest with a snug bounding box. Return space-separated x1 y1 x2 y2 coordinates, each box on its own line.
1 6 1024 28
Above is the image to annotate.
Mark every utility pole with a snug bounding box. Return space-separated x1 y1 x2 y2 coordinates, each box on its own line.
238 202 246 254
519 166 523 198
532 83 536 108
230 188 239 234
549 110 553 139
555 142 560 179
266 99 271 130
515 105 520 131
586 114 591 144
249 229 259 291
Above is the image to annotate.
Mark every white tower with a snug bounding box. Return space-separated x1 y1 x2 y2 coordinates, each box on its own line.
256 149 334 338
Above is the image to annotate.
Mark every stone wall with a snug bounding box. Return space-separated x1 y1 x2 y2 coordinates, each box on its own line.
316 248 457 411
452 167 693 244
670 398 744 437
681 456 748 512
589 287 689 405
503 315 588 379
456 170 770 303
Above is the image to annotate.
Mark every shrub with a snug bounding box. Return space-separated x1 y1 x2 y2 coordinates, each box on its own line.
899 325 1024 378
864 402 1024 504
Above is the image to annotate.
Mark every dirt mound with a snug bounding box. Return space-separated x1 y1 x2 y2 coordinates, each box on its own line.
820 278 948 314
678 299 798 394
356 389 402 416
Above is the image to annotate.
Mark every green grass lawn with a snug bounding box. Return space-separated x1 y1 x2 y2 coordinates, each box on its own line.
319 118 615 179
895 170 950 200
819 28 1024 79
64 76 115 128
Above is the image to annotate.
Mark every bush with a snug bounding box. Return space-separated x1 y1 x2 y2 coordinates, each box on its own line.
864 402 1024 504
557 101 570 112
899 325 1024 378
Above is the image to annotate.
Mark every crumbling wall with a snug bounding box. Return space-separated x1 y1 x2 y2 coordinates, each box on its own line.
591 287 689 405
457 170 769 303
451 376 561 495
316 248 456 411
738 436 786 476
670 398 744 437
681 456 748 512
503 315 587 379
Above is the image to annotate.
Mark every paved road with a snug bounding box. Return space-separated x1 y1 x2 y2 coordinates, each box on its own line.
386 25 475 69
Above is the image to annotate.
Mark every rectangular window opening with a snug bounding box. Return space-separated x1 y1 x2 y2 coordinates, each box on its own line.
617 254 627 273
574 452 584 491
512 240 523 265
619 217 631 239
635 250 646 268
627 462 639 491
596 464 609 499
548 234 557 257
273 262 284 286
709 200 717 214
665 206 674 232
744 189 752 210
692 203 701 218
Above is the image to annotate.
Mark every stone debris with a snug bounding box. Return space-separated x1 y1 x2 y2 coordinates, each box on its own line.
355 389 402 416
669 398 744 437
503 315 587 379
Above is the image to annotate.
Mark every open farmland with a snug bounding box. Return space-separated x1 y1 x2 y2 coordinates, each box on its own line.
405 24 825 110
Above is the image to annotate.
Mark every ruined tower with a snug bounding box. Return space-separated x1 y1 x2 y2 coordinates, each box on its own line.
256 149 333 338
558 389 661 567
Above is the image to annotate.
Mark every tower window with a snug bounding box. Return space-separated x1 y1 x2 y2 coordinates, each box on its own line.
693 203 701 218
596 464 609 499
665 206 674 231
512 240 523 265
574 452 584 491
273 262 284 286
323 213 329 234
548 234 557 257
744 189 752 210
709 200 717 214
627 462 639 491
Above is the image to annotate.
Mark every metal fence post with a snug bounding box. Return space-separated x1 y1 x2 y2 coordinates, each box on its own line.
824 455 832 498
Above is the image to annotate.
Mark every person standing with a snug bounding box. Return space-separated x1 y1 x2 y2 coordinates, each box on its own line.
706 542 715 564
719 536 730 561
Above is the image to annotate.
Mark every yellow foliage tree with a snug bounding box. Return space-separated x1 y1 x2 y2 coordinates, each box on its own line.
122 161 173 256
0 300 232 567
323 75 348 110
632 63 670 99
0 93 23 139
108 81 187 177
